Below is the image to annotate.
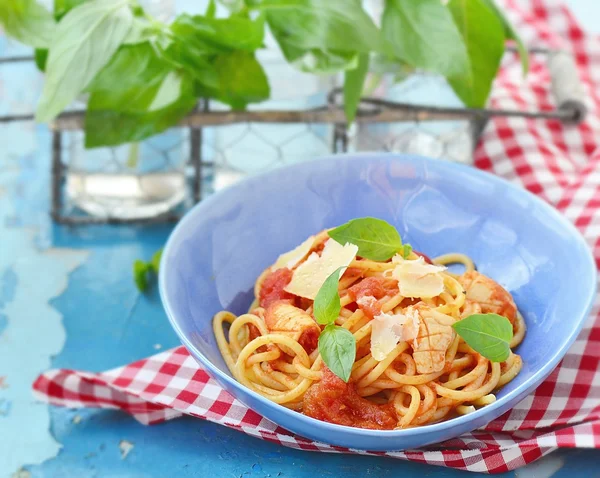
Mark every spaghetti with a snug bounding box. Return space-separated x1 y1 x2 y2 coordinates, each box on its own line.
213 229 525 430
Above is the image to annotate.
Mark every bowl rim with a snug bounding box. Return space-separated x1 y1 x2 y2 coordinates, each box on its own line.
159 152 597 439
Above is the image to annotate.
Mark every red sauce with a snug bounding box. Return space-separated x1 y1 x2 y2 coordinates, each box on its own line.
347 277 399 319
298 326 319 354
259 268 295 308
413 250 433 264
303 367 397 429
348 277 397 301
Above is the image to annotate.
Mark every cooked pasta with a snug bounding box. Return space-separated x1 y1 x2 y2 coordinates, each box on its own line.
213 227 525 430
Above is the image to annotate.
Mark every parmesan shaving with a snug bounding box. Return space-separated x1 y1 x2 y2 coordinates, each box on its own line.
273 235 315 270
391 256 446 298
370 307 420 361
284 239 358 299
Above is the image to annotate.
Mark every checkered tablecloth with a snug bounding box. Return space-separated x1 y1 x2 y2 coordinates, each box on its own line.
32 0 600 473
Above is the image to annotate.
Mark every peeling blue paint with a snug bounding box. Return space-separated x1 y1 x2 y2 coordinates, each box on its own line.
0 313 7 336
0 266 17 308
0 398 12 417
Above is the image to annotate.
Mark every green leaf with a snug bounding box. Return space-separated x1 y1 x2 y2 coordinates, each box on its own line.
211 51 270 109
343 53 369 123
481 0 529 74
259 0 388 60
447 0 505 108
170 13 265 54
159 14 265 90
275 40 358 74
87 43 174 112
382 0 472 103
401 244 412 259
158 41 219 89
452 313 513 362
206 0 217 18
123 18 161 45
328 217 404 262
85 74 197 147
313 267 344 326
133 259 151 292
54 0 90 20
150 249 163 274
318 324 356 382
34 48 48 72
36 0 134 122
0 0 56 48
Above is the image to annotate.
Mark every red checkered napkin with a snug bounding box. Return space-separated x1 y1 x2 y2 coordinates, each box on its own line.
33 0 600 473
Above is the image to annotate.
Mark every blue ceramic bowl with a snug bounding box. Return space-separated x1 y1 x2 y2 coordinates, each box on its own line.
160 154 596 451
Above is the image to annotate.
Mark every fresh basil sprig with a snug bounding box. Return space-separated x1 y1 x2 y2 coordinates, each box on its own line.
133 248 162 292
313 266 344 325
447 0 505 108
318 325 356 383
36 0 134 122
0 0 527 147
313 267 356 382
452 313 513 362
343 53 369 123
328 217 410 262
481 0 529 74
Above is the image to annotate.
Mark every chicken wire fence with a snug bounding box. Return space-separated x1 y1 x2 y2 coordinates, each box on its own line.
49 107 479 224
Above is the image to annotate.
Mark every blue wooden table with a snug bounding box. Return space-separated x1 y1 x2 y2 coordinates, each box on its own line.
1 1 599 476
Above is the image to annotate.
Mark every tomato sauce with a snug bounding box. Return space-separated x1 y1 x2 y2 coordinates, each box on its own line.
303 368 397 430
347 277 399 319
413 250 433 264
259 268 295 308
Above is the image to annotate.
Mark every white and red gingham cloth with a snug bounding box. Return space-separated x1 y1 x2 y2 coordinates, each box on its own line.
32 0 600 473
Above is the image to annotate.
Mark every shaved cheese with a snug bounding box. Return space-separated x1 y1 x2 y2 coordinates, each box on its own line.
284 239 358 299
392 256 446 298
273 235 315 270
402 307 420 344
370 307 420 361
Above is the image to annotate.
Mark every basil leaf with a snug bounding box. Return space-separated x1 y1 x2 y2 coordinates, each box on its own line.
210 51 270 109
206 0 217 18
452 313 513 362
159 14 265 91
170 14 265 54
133 259 151 292
259 0 388 56
0 0 56 48
382 0 472 104
150 249 163 274
329 217 403 262
318 324 356 382
87 43 173 112
158 41 219 90
36 0 134 122
401 244 412 259
85 74 196 147
270 31 359 74
54 0 90 21
123 18 160 45
35 48 48 72
481 0 529 74
313 267 344 326
343 53 369 123
448 0 505 108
